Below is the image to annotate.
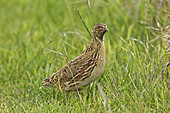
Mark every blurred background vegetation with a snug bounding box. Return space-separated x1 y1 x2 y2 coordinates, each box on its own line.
0 0 169 112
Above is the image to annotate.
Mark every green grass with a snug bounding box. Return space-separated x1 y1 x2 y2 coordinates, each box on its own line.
0 0 169 112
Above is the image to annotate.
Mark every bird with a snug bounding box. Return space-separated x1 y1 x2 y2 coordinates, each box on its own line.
42 23 108 92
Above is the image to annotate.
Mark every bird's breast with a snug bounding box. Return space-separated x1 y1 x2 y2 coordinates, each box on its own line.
81 42 105 86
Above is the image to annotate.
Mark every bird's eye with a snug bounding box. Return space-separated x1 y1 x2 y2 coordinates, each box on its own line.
98 26 102 29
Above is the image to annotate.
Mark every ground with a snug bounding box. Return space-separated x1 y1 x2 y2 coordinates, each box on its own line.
0 0 169 112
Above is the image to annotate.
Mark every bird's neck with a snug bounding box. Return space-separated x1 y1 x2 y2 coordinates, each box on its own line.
92 34 104 43
89 35 104 49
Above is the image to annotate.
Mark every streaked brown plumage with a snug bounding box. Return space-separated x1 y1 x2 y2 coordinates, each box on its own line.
42 23 108 92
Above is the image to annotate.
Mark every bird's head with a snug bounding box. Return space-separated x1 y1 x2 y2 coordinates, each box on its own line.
93 23 108 41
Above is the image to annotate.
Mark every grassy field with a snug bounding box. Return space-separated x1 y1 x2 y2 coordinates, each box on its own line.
0 0 169 112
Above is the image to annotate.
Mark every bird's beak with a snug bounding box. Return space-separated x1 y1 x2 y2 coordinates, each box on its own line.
103 26 109 32
106 27 109 31
103 27 109 32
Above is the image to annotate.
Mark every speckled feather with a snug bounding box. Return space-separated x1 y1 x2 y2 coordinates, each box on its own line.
42 23 108 92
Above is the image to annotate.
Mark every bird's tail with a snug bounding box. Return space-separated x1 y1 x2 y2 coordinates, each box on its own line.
42 77 54 87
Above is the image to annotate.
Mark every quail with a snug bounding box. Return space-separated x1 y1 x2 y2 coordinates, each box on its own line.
42 23 108 92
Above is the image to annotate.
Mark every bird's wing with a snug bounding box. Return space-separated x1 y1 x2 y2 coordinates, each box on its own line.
42 48 99 87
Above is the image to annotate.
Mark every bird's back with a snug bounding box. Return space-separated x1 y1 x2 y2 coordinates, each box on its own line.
42 39 103 91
